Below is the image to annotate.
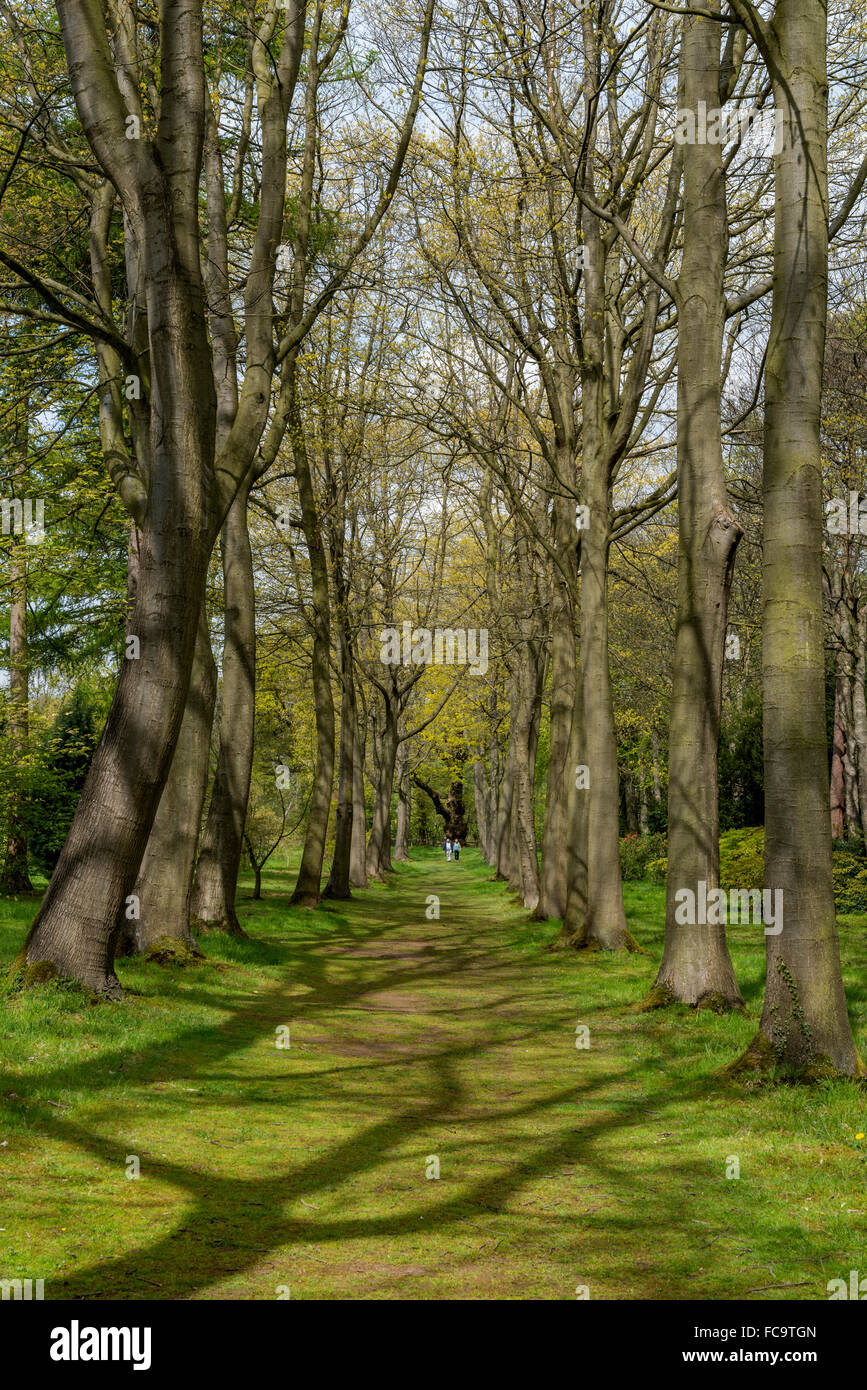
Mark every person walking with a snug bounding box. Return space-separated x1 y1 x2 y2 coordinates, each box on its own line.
453 839 461 862
444 837 452 861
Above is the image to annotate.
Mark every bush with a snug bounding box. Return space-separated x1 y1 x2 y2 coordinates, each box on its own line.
619 831 667 880
622 821 867 913
694 826 867 913
718 826 765 889
833 847 867 913
646 856 667 885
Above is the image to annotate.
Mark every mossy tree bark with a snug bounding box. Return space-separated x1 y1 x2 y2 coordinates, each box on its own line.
129 605 216 953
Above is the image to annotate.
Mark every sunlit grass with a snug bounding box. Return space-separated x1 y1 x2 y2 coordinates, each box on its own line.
0 849 864 1299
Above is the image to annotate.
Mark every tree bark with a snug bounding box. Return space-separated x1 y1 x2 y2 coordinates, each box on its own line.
393 742 411 861
852 605 867 844
289 362 335 907
554 662 589 944
651 4 743 1007
366 691 398 880
493 712 516 880
726 0 862 1076
830 681 846 838
189 486 255 936
538 480 577 917
324 643 356 898
2 407 32 893
473 753 489 857
349 710 368 887
127 605 216 953
508 624 544 910
487 697 500 863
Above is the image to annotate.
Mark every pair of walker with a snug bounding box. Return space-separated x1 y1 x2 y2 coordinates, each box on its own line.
443 838 461 862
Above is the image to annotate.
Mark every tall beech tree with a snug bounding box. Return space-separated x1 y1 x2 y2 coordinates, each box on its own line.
725 0 864 1076
648 6 745 1009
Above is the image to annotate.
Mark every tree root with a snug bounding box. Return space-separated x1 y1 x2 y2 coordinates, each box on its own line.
718 1030 867 1085
143 936 206 967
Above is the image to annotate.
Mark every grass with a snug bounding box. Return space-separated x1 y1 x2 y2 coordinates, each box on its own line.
0 847 865 1300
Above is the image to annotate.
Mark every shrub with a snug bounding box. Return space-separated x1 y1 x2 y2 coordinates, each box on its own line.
718 827 765 890
715 826 867 914
620 831 667 880
646 856 667 885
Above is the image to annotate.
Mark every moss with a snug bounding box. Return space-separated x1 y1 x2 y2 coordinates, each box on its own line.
632 980 676 1012
143 936 205 967
717 1029 778 1083
23 959 59 987
719 1030 865 1085
695 991 747 1016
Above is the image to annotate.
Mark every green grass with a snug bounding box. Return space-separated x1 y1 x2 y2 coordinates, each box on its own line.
1 848 865 1299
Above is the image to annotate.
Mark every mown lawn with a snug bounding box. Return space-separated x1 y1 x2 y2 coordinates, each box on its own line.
0 848 865 1299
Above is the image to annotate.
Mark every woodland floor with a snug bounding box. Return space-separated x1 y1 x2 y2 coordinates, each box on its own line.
0 848 866 1300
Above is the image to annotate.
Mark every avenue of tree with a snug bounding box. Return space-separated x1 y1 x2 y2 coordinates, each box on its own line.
1 0 867 1080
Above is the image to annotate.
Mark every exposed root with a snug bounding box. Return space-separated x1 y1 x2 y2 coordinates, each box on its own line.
191 914 248 938
23 959 59 987
633 982 746 1014
718 1031 866 1086
631 981 676 1012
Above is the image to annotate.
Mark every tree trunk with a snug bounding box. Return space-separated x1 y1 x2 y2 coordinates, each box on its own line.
22 252 218 994
2 410 32 894
324 650 356 898
127 605 216 953
487 698 500 864
573 460 634 949
651 4 743 1006
508 632 543 909
366 693 397 880
393 742 411 861
554 654 589 944
349 711 368 887
852 606 867 843
623 773 639 835
289 363 335 907
190 485 254 935
494 710 516 880
830 681 846 838
473 753 489 856
651 726 663 806
726 0 862 1077
539 482 577 917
